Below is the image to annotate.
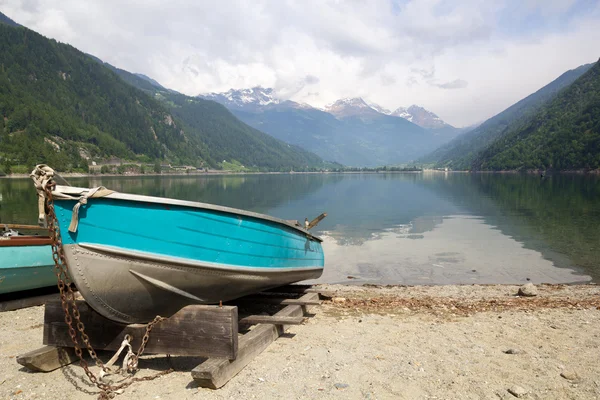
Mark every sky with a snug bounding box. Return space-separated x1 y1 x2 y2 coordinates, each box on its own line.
2 0 599 127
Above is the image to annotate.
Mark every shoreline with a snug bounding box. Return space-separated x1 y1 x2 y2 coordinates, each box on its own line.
2 169 599 179
1 283 599 399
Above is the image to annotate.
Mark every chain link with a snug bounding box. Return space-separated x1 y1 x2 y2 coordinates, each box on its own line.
43 183 173 399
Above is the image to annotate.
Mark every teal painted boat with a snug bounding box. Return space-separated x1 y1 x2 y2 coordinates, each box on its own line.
41 184 325 323
0 235 55 295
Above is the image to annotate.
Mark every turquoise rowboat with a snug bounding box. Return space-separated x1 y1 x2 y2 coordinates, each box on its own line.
0 235 55 295
48 185 324 323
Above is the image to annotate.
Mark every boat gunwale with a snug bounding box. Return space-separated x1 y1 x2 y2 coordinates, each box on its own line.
54 185 323 242
0 236 53 247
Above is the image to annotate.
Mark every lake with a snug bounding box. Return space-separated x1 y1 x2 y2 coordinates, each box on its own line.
1 172 598 285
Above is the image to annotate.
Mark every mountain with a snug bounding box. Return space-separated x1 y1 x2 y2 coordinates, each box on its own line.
160 92 327 170
329 99 455 130
134 73 165 90
367 102 392 115
0 21 328 171
203 87 282 111
0 22 204 170
472 59 600 170
324 98 382 118
394 105 451 130
0 11 20 27
200 89 458 166
421 62 595 169
104 78 330 170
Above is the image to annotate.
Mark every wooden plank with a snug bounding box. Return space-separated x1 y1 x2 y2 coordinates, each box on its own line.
307 212 327 229
0 236 52 247
263 285 333 298
0 293 59 312
238 293 321 306
1 224 49 231
17 346 77 372
192 292 319 388
43 300 238 359
239 315 304 326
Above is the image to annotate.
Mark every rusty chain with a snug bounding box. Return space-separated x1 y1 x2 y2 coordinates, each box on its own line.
43 182 173 399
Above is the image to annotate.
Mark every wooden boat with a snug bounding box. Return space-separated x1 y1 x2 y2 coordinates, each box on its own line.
0 227 55 295
42 185 325 324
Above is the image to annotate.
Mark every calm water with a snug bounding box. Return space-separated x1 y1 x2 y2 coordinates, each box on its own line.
1 173 599 284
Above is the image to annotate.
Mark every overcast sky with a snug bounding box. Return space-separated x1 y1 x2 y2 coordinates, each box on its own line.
2 0 599 126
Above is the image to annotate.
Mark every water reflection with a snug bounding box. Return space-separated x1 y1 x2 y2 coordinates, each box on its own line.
1 172 597 284
416 173 600 282
313 215 589 285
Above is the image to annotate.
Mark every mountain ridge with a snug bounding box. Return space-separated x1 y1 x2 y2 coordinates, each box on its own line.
0 19 329 172
421 62 596 169
204 87 455 129
0 11 20 27
472 58 600 170
199 88 462 166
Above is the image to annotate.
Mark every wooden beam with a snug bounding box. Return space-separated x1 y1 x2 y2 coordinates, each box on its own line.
192 292 318 389
0 293 59 312
239 315 304 326
0 236 52 247
43 300 238 359
263 285 333 298
307 213 327 230
1 224 48 231
238 293 321 306
17 346 77 372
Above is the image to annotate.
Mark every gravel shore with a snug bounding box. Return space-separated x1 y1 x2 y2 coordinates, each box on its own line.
1 283 599 399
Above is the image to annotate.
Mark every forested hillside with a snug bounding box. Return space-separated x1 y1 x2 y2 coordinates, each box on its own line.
0 23 206 170
0 18 328 171
474 59 600 170
98 61 329 170
421 63 594 169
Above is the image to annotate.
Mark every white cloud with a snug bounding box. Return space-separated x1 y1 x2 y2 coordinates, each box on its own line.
432 79 469 89
1 0 599 126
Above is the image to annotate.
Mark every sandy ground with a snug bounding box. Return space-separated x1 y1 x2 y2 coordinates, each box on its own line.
1 283 600 400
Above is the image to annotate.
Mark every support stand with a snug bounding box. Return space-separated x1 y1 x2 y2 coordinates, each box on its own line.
16 286 322 389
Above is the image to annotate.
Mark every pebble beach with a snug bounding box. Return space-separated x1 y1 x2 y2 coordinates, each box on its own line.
1 283 599 399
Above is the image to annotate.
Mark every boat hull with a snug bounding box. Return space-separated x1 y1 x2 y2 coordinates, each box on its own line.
53 189 325 323
0 240 55 295
64 243 322 323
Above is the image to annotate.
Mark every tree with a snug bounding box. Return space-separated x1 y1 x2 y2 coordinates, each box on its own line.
2 158 11 174
153 160 161 174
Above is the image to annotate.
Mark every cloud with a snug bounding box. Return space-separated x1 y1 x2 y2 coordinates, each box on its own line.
380 74 396 86
303 75 320 85
2 0 600 126
411 67 435 80
433 79 469 89
405 76 419 87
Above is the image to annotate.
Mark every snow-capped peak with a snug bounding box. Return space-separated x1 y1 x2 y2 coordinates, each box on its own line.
325 97 370 109
390 105 452 129
323 97 384 118
391 106 412 121
367 102 392 115
201 87 281 109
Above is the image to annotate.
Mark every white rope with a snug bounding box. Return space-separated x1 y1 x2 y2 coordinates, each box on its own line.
30 164 56 227
100 335 136 380
67 186 114 232
30 164 114 232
